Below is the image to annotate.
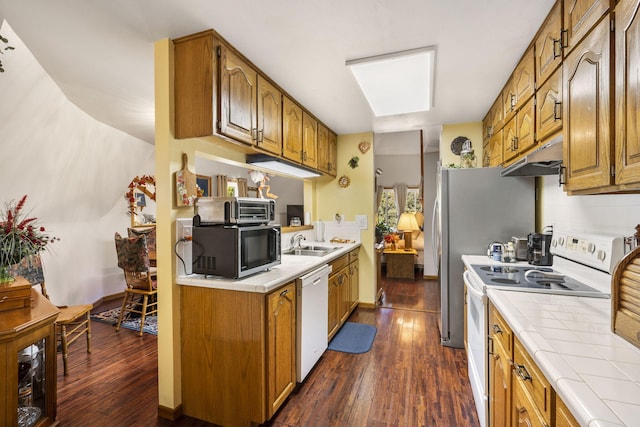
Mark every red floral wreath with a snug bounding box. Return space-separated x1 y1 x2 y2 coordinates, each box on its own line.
125 175 156 205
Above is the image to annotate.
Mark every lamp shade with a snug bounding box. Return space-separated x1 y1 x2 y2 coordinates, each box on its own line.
397 212 420 232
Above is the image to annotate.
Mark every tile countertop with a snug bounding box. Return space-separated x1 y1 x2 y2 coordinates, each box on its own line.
488 289 640 427
176 242 360 294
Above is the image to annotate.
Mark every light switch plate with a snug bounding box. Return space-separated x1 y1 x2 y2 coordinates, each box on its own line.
356 215 368 230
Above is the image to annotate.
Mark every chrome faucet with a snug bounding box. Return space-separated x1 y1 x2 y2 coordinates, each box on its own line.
291 233 305 248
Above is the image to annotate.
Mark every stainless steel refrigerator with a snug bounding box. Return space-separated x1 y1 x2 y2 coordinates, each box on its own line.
431 166 534 348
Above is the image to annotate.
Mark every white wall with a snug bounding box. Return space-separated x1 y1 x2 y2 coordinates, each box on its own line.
540 176 640 237
0 22 154 305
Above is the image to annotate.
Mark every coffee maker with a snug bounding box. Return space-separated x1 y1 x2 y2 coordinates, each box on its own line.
527 232 553 266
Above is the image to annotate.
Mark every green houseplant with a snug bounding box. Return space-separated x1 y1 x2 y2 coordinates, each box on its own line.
0 195 59 283
0 34 14 73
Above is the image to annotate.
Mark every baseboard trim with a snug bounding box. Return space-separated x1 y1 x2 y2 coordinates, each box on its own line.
423 275 437 280
359 302 377 309
158 404 183 421
91 292 124 308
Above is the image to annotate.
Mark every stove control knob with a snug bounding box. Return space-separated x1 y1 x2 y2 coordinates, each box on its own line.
596 249 606 261
588 243 596 254
558 237 565 246
551 239 557 248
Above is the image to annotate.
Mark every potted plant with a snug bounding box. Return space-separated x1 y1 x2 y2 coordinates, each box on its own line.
375 222 391 244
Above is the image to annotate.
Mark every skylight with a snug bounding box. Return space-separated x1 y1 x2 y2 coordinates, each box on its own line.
346 46 436 117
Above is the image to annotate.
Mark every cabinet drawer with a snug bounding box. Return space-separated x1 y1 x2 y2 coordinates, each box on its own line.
330 254 349 274
513 371 549 427
489 304 512 355
514 338 551 423
349 249 359 264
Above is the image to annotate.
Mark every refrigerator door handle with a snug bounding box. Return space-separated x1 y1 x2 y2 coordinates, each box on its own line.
431 197 439 272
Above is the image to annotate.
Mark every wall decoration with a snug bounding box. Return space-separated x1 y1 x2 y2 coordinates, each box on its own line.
175 153 196 207
125 175 156 227
348 156 360 169
358 141 371 154
338 175 351 188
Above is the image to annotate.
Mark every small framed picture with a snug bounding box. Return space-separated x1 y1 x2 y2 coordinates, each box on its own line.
135 192 146 207
196 175 212 197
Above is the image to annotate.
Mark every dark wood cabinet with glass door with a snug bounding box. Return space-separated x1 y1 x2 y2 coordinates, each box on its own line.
1 289 60 427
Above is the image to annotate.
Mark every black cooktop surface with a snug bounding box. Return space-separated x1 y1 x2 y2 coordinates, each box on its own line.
469 264 606 296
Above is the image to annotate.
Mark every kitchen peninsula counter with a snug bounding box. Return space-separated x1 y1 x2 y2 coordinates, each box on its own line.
176 242 361 293
488 289 640 426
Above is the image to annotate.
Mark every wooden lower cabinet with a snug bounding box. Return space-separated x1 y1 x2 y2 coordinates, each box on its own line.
0 291 60 427
328 249 360 341
181 283 296 426
488 303 581 427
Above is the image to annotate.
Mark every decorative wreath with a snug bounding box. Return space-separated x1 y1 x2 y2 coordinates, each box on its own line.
125 175 156 207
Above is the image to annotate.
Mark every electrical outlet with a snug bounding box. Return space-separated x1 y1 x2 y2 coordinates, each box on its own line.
176 218 192 241
175 218 193 275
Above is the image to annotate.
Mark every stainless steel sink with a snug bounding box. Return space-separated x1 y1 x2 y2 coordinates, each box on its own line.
283 245 338 256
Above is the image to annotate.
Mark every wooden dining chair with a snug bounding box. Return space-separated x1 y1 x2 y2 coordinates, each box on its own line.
114 232 158 336
9 254 93 375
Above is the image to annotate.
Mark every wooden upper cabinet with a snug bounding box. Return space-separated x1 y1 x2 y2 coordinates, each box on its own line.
563 16 613 191
489 128 503 167
536 1 563 86
174 31 217 139
302 112 318 169
615 0 640 185
536 66 563 142
282 96 303 162
219 45 258 145
563 0 612 55
502 47 535 122
257 76 282 155
503 117 518 163
317 124 330 173
516 97 536 155
327 131 338 176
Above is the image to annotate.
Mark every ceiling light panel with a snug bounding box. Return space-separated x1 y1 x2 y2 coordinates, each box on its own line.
347 46 435 117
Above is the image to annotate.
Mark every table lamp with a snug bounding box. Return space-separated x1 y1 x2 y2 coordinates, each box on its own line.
397 212 420 250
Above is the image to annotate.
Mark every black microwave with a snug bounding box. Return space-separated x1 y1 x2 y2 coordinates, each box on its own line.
192 224 281 278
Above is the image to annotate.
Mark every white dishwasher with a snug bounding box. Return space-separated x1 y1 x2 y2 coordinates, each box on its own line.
296 264 331 382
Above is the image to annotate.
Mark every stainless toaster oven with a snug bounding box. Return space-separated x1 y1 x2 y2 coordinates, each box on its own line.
194 197 275 226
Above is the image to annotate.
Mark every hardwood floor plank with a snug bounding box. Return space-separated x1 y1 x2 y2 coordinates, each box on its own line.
56 276 479 427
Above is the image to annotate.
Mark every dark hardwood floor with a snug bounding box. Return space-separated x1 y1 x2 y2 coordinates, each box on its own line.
56 274 478 427
378 267 438 312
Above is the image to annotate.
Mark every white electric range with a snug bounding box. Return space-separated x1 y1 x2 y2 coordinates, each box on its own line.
462 230 625 427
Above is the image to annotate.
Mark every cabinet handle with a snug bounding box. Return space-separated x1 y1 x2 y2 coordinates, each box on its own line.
338 275 346 285
514 363 532 381
280 288 290 297
553 38 562 58
511 136 518 151
302 151 307 161
510 94 516 111
252 128 258 141
553 101 562 120
561 29 568 48
558 165 566 186
492 324 503 334
258 129 264 144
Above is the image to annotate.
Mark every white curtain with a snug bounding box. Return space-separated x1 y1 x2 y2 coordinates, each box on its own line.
376 185 383 212
394 183 407 214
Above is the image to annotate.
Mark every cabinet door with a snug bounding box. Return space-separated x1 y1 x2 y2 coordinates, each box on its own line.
302 112 318 168
536 1 563 86
516 97 536 155
536 67 563 142
564 0 612 55
513 46 536 111
489 128 504 166
562 17 613 191
328 272 341 340
349 259 359 312
257 75 282 155
491 94 504 135
556 394 580 427
282 96 303 162
219 45 257 145
317 124 330 173
503 117 518 163
512 377 548 427
266 282 296 417
337 267 350 324
615 0 640 185
502 77 517 124
327 131 338 176
489 341 511 427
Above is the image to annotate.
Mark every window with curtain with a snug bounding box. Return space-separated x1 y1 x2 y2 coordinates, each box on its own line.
376 186 422 230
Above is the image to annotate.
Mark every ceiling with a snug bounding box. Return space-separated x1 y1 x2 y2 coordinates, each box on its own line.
0 0 555 153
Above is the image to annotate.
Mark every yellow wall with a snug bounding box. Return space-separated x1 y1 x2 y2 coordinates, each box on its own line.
315 133 376 304
440 121 483 166
154 39 377 413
